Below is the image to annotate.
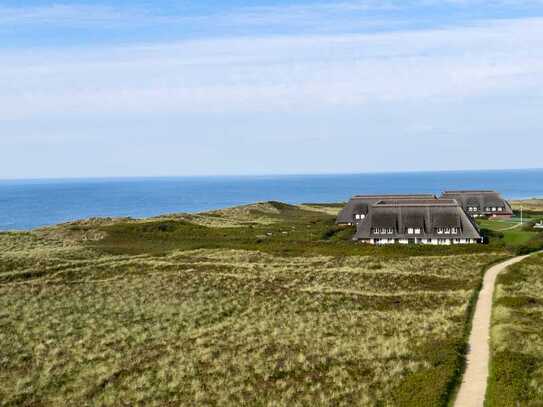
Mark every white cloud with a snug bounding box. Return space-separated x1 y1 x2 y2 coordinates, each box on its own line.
1 17 543 120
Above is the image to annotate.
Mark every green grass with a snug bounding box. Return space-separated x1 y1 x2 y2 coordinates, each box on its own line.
477 217 543 255
0 202 513 406
502 230 539 246
95 203 500 259
487 253 543 406
477 219 519 231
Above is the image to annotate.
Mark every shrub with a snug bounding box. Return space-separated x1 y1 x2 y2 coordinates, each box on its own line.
480 228 504 244
512 234 543 255
487 351 541 406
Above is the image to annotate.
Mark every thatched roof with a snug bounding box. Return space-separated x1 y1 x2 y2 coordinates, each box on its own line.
354 199 481 240
336 194 437 224
441 191 513 215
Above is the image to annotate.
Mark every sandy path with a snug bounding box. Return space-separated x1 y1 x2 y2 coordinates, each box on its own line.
497 222 523 231
454 253 539 407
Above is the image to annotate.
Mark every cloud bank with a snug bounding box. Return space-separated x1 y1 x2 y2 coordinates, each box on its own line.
1 1 543 177
2 17 542 120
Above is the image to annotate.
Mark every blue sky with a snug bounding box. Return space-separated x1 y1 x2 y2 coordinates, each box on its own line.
1 1 543 178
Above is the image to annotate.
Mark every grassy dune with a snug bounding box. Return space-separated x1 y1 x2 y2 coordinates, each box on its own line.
487 253 543 406
0 203 507 406
511 199 543 214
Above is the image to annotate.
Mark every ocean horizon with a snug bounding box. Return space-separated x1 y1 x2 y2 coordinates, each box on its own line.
1 168 542 231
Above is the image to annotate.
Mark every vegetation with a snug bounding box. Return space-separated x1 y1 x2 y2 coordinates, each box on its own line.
511 199 543 215
478 217 543 255
0 201 539 406
487 253 543 406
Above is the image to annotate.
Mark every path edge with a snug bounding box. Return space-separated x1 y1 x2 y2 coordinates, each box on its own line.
484 251 543 406
445 255 513 406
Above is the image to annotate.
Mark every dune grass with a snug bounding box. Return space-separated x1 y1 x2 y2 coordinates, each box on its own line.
511 199 543 214
487 253 543 406
0 202 507 406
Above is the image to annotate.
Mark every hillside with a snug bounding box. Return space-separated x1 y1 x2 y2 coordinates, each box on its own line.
511 199 543 213
0 202 532 406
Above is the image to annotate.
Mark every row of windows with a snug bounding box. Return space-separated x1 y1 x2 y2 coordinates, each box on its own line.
372 238 475 244
468 206 504 212
373 227 459 235
436 227 459 234
373 228 394 235
354 213 366 220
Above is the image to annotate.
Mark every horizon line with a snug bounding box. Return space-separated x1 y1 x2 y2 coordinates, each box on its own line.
1 167 542 183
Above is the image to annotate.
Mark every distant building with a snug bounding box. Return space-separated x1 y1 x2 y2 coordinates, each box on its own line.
353 199 482 245
336 194 437 225
440 190 513 218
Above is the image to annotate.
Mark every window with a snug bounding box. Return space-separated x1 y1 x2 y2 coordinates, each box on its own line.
437 226 458 234
498 207 503 212
408 228 414 234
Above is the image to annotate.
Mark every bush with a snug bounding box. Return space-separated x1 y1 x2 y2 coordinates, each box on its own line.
487 351 542 406
320 225 355 241
512 234 543 255
391 340 465 406
479 228 505 246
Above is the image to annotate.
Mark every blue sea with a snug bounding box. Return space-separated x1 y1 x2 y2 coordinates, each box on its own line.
1 169 542 231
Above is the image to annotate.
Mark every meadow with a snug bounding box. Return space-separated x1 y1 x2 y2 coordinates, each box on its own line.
0 202 518 406
488 253 543 406
477 214 543 255
511 199 543 214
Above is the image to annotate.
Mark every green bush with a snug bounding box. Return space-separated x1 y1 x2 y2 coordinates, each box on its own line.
391 340 464 406
487 351 542 406
321 225 341 240
512 234 543 255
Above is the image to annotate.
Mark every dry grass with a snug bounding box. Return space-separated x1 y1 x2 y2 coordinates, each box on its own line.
511 199 543 213
0 204 506 406
298 204 343 216
488 253 543 406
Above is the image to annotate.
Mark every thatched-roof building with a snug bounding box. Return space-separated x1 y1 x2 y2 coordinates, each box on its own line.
440 190 513 218
353 199 481 245
336 194 437 225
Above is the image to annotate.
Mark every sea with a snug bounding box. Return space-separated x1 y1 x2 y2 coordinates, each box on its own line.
1 169 542 231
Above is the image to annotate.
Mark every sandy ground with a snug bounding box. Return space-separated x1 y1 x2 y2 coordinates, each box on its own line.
454 253 539 407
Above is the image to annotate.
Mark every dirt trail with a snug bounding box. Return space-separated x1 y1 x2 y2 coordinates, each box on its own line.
454 253 539 407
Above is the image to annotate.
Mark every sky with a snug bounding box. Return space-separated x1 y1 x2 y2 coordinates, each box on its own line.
1 1 543 179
